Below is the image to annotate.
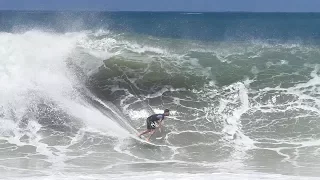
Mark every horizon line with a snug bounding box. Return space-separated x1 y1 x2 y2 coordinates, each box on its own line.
1 9 320 13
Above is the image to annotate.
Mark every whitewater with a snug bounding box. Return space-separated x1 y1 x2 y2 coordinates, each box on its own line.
1 12 320 180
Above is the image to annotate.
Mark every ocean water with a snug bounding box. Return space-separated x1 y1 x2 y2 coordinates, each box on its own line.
1 11 320 179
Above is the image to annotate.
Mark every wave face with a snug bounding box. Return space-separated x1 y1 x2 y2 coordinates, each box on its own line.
1 11 320 179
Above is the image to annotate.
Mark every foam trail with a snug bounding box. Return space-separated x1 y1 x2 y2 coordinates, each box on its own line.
222 82 254 147
60 98 131 138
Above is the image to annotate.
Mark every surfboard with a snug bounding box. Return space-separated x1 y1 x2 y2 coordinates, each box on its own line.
129 128 167 147
128 134 158 146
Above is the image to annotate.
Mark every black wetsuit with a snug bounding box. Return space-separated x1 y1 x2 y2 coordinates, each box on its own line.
146 114 165 129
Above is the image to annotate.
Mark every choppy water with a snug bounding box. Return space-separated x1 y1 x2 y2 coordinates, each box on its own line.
1 11 320 179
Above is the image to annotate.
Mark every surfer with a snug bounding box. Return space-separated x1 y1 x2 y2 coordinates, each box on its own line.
137 109 170 142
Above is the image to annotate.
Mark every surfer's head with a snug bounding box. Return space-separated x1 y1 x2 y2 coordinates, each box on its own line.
164 109 170 116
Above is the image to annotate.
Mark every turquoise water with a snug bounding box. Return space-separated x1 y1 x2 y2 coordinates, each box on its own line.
2 11 320 42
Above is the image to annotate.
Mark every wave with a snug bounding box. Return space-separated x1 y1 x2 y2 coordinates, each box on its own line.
1 29 320 178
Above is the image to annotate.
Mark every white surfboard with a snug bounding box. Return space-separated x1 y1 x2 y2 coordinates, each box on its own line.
129 128 167 147
128 134 159 146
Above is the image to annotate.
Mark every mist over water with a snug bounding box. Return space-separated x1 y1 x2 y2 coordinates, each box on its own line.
1 11 320 179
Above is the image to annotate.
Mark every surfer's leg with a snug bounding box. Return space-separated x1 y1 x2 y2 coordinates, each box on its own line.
138 118 153 137
138 129 151 138
146 129 156 141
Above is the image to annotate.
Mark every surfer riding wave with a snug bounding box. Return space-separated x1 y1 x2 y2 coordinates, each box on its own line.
137 109 170 141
